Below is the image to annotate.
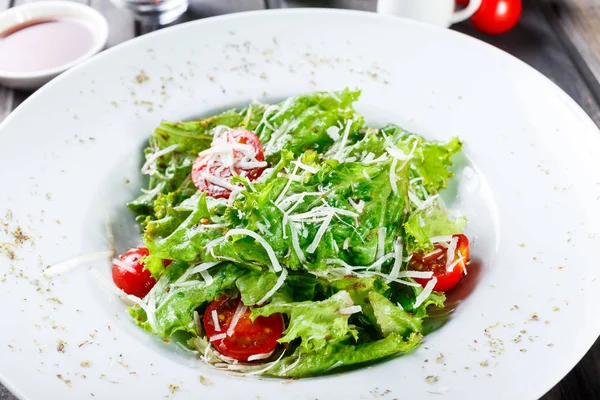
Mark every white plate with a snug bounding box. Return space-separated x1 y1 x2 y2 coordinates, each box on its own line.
1 9 599 400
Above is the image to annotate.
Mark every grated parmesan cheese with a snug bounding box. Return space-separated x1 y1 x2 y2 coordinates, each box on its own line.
257 268 288 305
339 305 362 315
389 158 399 194
89 268 144 307
414 277 438 308
397 270 434 279
385 147 410 160
141 144 180 175
342 237 350 250
112 258 136 274
386 239 403 282
200 270 214 285
326 251 395 272
291 160 319 174
445 236 458 271
306 212 334 253
289 224 306 264
332 119 353 161
275 164 300 204
408 190 423 208
209 333 227 342
43 250 113 277
222 229 282 272
376 227 387 261
177 261 221 283
211 310 221 332
326 126 341 141
202 174 241 192
362 169 372 181
430 235 453 244
226 301 248 337
348 198 365 213
247 350 275 362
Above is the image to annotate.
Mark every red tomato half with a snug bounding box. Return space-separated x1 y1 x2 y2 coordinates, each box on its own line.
204 296 284 362
410 234 470 292
112 247 169 298
460 0 522 35
192 129 266 199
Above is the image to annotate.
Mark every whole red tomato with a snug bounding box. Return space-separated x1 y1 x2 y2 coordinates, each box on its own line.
457 0 522 35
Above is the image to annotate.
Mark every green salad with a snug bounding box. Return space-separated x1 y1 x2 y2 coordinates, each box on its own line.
114 88 469 377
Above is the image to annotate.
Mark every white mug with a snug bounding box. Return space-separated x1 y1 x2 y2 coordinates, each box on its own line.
377 0 482 28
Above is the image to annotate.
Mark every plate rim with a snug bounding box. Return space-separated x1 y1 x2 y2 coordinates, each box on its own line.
0 8 599 400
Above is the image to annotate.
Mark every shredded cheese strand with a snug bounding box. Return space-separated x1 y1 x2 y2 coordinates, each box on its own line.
226 302 248 337
247 350 275 362
291 160 319 174
389 157 399 194
141 144 180 175
177 261 221 283
202 174 241 192
112 258 136 274
339 305 362 315
387 239 404 282
210 333 227 342
445 236 459 272
385 147 410 160
244 350 287 376
289 224 306 264
376 227 387 262
325 252 395 272
430 235 453 244
222 229 282 272
89 268 144 307
200 269 214 285
333 119 353 161
275 164 300 204
43 251 113 277
414 277 438 308
257 268 288 305
306 212 334 253
211 310 222 332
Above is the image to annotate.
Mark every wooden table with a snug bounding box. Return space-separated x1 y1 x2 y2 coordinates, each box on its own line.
1 0 599 399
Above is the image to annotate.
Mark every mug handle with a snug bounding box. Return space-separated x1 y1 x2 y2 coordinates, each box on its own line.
451 0 482 23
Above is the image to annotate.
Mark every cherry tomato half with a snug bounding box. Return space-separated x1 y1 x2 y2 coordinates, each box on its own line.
192 129 266 199
204 296 284 362
112 247 170 298
410 234 470 292
460 0 522 35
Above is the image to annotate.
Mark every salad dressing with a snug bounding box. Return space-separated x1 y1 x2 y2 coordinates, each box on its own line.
0 18 95 73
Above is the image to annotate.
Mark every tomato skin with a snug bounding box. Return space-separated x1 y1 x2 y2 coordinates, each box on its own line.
203 296 284 362
192 129 265 199
411 234 470 292
466 0 522 35
112 247 169 298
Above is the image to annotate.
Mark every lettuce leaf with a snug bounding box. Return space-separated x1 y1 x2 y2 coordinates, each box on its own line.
381 125 462 193
392 284 446 319
268 332 422 378
251 290 357 352
128 109 246 223
368 291 422 336
255 89 364 162
236 270 278 306
131 263 243 337
329 276 389 326
404 205 466 251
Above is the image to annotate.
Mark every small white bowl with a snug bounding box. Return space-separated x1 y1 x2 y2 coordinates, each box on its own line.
0 1 109 90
